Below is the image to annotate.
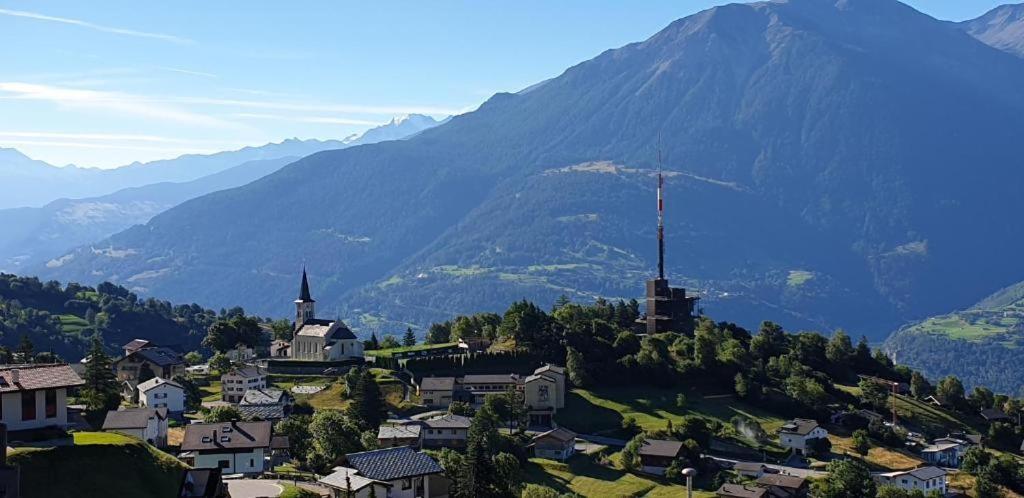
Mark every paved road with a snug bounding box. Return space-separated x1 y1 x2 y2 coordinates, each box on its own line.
225 479 283 498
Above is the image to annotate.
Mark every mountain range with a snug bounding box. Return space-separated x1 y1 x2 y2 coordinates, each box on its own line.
0 115 441 271
31 0 1024 345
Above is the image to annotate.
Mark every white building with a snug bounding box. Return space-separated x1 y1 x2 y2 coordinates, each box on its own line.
319 466 392 498
875 467 947 495
180 421 273 475
778 419 829 454
221 366 266 403
291 269 364 361
0 364 83 433
137 377 185 414
101 407 169 447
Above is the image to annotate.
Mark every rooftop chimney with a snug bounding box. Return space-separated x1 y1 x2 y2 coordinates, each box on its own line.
9 370 18 385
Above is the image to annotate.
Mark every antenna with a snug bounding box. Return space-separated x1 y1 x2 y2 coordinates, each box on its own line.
657 133 665 280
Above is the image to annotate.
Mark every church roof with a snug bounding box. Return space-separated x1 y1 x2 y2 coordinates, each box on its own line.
296 319 357 340
297 268 314 303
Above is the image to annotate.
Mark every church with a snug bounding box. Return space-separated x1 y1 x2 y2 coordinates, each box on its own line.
289 269 364 361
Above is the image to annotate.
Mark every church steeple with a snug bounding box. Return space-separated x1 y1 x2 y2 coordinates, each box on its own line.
295 267 316 329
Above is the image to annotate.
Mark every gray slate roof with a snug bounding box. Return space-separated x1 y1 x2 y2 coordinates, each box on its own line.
0 363 84 392
378 424 421 440
756 474 807 489
132 347 183 367
422 414 471 429
345 446 443 481
240 387 288 405
420 377 455 391
102 408 161 430
181 421 272 452
137 376 183 393
906 466 947 480
237 404 286 421
779 418 820 436
717 484 767 498
638 439 684 458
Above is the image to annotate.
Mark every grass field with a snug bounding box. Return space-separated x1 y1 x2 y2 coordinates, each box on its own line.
523 456 713 497
364 342 459 358
56 314 90 335
828 434 922 471
9 432 186 498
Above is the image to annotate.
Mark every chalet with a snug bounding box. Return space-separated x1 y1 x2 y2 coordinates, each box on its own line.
531 427 576 461
114 347 185 382
777 419 828 455
921 439 968 467
733 461 769 478
419 377 455 408
180 421 275 475
638 439 684 476
377 424 422 449
342 446 445 498
980 408 1011 423
875 466 947 495
0 364 83 433
137 377 185 415
319 466 391 498
418 414 471 449
291 269 364 361
178 468 229 498
122 339 153 356
716 483 767 498
102 407 168 447
220 366 267 404
756 474 809 498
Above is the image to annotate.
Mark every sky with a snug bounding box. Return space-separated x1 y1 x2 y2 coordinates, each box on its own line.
0 0 1009 168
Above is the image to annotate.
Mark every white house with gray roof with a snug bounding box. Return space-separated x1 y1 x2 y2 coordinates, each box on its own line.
137 377 185 415
341 446 445 498
778 418 828 455
102 407 168 447
875 467 947 494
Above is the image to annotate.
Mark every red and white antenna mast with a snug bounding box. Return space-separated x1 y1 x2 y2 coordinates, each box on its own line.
657 136 665 280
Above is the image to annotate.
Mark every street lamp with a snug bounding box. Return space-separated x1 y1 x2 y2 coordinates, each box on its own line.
682 468 697 498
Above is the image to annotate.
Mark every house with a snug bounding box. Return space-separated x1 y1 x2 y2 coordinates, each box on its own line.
946 432 983 447
532 427 576 461
180 421 274 475
178 467 229 498
419 377 456 408
523 365 567 426
716 483 767 498
418 414 471 449
270 340 291 358
875 467 947 495
237 388 293 422
980 408 1011 423
102 407 169 446
733 461 769 478
0 364 84 433
777 419 828 455
114 347 185 382
458 374 520 405
121 379 139 403
220 366 267 403
921 439 967 467
137 377 185 415
378 424 422 449
291 269 364 361
343 446 445 498
756 474 809 498
122 339 153 357
637 439 684 476
225 344 256 363
320 466 391 498
186 364 210 375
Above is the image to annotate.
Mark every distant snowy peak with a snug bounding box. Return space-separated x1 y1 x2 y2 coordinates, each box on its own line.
346 113 443 146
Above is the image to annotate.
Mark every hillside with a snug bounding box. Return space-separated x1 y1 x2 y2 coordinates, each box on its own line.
8 432 187 498
37 0 1024 340
885 281 1024 395
960 3 1024 57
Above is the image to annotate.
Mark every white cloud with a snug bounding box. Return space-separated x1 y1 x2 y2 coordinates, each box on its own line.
0 138 224 154
170 96 463 117
157 67 218 79
231 113 382 126
0 82 241 129
0 8 195 45
0 131 250 146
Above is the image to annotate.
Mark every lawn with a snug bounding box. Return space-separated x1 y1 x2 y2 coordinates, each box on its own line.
523 456 713 497
364 342 459 358
200 380 223 402
56 314 90 335
828 434 922 471
72 431 136 445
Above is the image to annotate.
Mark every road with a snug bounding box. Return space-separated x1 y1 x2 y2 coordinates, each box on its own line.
225 479 283 498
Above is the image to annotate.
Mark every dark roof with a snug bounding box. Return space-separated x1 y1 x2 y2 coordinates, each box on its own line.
533 427 576 443
756 474 807 489
345 447 443 481
906 466 947 480
178 468 226 498
181 421 272 452
102 408 159 430
298 268 314 302
130 347 183 367
123 339 152 352
779 419 820 436
980 408 1010 421
460 374 519 385
237 404 286 421
717 484 768 498
224 366 263 379
638 439 684 458
420 377 456 391
0 363 84 392
240 387 288 405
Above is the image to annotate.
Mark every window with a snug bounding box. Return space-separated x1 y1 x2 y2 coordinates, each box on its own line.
249 458 254 468
218 460 230 469
402 478 412 490
155 392 167 399
45 389 57 418
21 391 36 421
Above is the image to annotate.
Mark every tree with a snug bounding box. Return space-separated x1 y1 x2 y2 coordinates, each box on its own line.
346 368 387 430
910 371 932 399
270 319 293 341
80 336 120 421
16 334 33 363
620 433 646 473
974 473 999 498
493 452 520 497
449 401 475 417
852 429 871 456
183 351 203 366
693 322 719 369
813 459 876 498
309 409 364 468
364 332 380 351
826 330 855 368
750 321 786 360
936 375 966 408
204 405 242 422
859 378 890 409
173 375 203 411
403 327 417 347
565 347 591 387
379 335 401 349
426 322 452 344
209 352 233 374
458 405 502 498
969 386 995 411
521 484 561 498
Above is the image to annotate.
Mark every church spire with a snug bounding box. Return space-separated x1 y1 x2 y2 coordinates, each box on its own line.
298 267 314 302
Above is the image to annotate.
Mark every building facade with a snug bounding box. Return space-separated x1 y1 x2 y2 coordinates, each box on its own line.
0 364 83 433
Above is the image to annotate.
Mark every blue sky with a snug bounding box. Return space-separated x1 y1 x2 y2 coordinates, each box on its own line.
0 0 1008 168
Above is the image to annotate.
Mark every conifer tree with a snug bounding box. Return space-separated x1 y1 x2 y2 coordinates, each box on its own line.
81 336 120 419
16 334 33 364
346 368 387 430
403 327 417 347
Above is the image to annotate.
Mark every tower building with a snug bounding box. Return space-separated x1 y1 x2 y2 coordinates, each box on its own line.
294 268 316 330
642 159 699 335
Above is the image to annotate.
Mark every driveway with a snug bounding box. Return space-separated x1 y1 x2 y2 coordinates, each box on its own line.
225 479 283 498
